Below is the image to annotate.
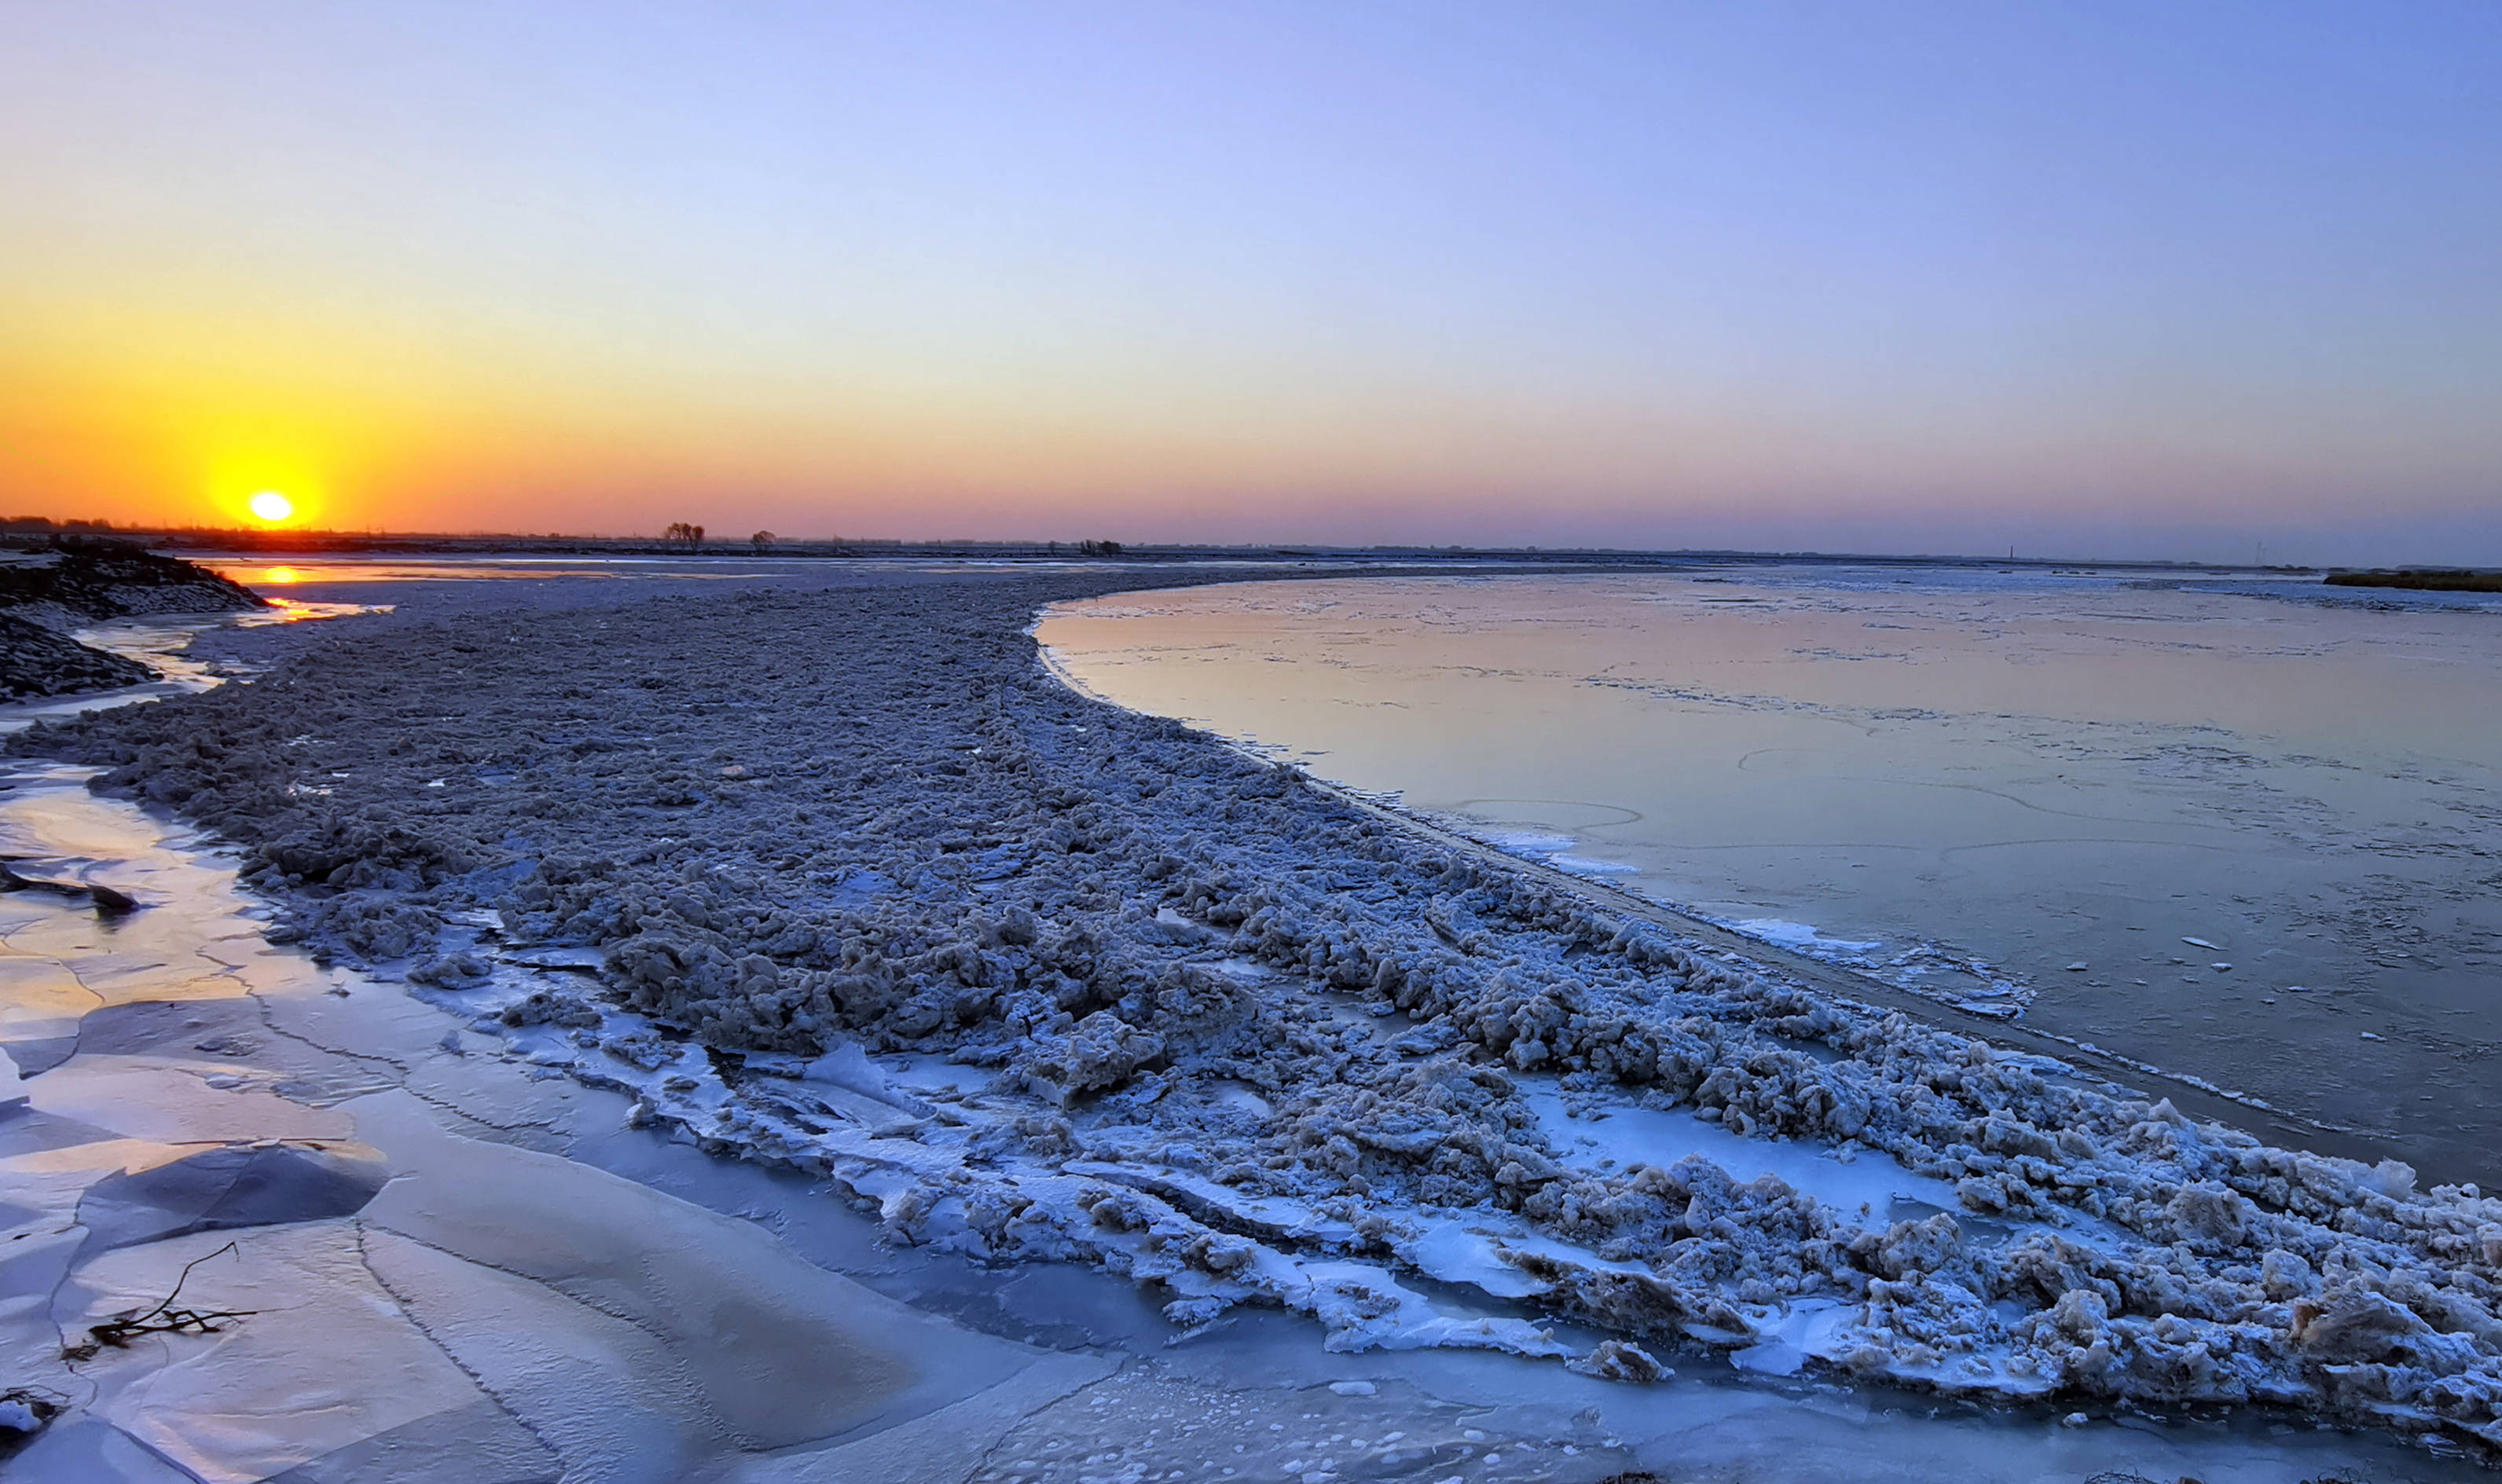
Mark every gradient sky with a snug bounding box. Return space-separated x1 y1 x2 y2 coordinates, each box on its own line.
3 2 2496 562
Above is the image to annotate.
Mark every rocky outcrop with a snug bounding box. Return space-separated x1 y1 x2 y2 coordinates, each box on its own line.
0 540 265 698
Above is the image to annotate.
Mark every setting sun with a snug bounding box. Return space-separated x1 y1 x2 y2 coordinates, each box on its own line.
248 490 295 524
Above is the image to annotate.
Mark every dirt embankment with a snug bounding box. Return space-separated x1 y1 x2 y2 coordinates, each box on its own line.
0 540 265 698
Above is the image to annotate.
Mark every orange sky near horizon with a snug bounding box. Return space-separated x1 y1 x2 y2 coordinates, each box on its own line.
13 271 2485 559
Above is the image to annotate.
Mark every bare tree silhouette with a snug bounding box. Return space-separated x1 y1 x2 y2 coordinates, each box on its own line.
664 522 705 551
750 529 776 553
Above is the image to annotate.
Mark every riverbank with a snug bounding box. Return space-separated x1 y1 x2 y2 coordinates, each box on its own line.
1033 570 2502 1182
0 544 264 700
2327 570 2502 595
9 566 2502 1470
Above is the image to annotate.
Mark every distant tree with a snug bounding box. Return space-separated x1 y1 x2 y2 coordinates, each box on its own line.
1074 538 1124 557
664 522 705 551
750 529 776 553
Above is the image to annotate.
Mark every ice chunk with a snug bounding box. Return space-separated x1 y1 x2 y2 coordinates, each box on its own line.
805 1041 934 1116
75 1142 390 1250
1726 918 1883 955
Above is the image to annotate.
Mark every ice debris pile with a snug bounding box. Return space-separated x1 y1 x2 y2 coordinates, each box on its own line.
18 573 2502 1450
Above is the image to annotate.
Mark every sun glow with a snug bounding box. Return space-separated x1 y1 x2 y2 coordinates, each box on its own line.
248 490 295 524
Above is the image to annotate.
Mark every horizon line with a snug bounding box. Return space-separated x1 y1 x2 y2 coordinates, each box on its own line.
2 521 2377 573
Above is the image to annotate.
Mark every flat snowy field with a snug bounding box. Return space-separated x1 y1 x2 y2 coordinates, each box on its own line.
6 562 2499 1479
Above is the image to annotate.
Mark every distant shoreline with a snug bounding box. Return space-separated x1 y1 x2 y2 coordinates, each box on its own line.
6 521 2324 576
2326 567 2502 594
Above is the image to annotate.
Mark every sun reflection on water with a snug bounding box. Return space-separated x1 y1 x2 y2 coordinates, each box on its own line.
239 597 392 625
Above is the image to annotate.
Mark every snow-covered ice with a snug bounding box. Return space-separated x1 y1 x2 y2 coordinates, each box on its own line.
4 563 2500 1479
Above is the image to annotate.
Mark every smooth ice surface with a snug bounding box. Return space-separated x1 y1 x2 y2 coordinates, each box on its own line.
1041 568 2502 1182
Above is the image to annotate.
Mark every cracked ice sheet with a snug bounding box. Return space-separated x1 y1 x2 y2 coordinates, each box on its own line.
348 1090 1041 1455
967 1340 2471 1484
12 1063 1069 1484
25 1054 355 1145
0 780 1110 1484
60 1223 497 1484
0 958 102 1046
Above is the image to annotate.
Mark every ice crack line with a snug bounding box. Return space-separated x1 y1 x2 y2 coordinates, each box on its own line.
962 1364 1131 1484
243 987 566 1138
358 1220 747 1449
347 1220 576 1471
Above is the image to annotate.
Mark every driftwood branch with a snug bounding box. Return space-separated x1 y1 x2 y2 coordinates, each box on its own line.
62 1242 255 1361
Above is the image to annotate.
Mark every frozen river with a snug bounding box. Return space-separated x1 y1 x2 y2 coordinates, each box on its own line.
1040 566 2502 1185
7 555 2499 1479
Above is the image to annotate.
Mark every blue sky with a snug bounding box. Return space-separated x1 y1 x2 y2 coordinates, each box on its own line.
3 1 2496 561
